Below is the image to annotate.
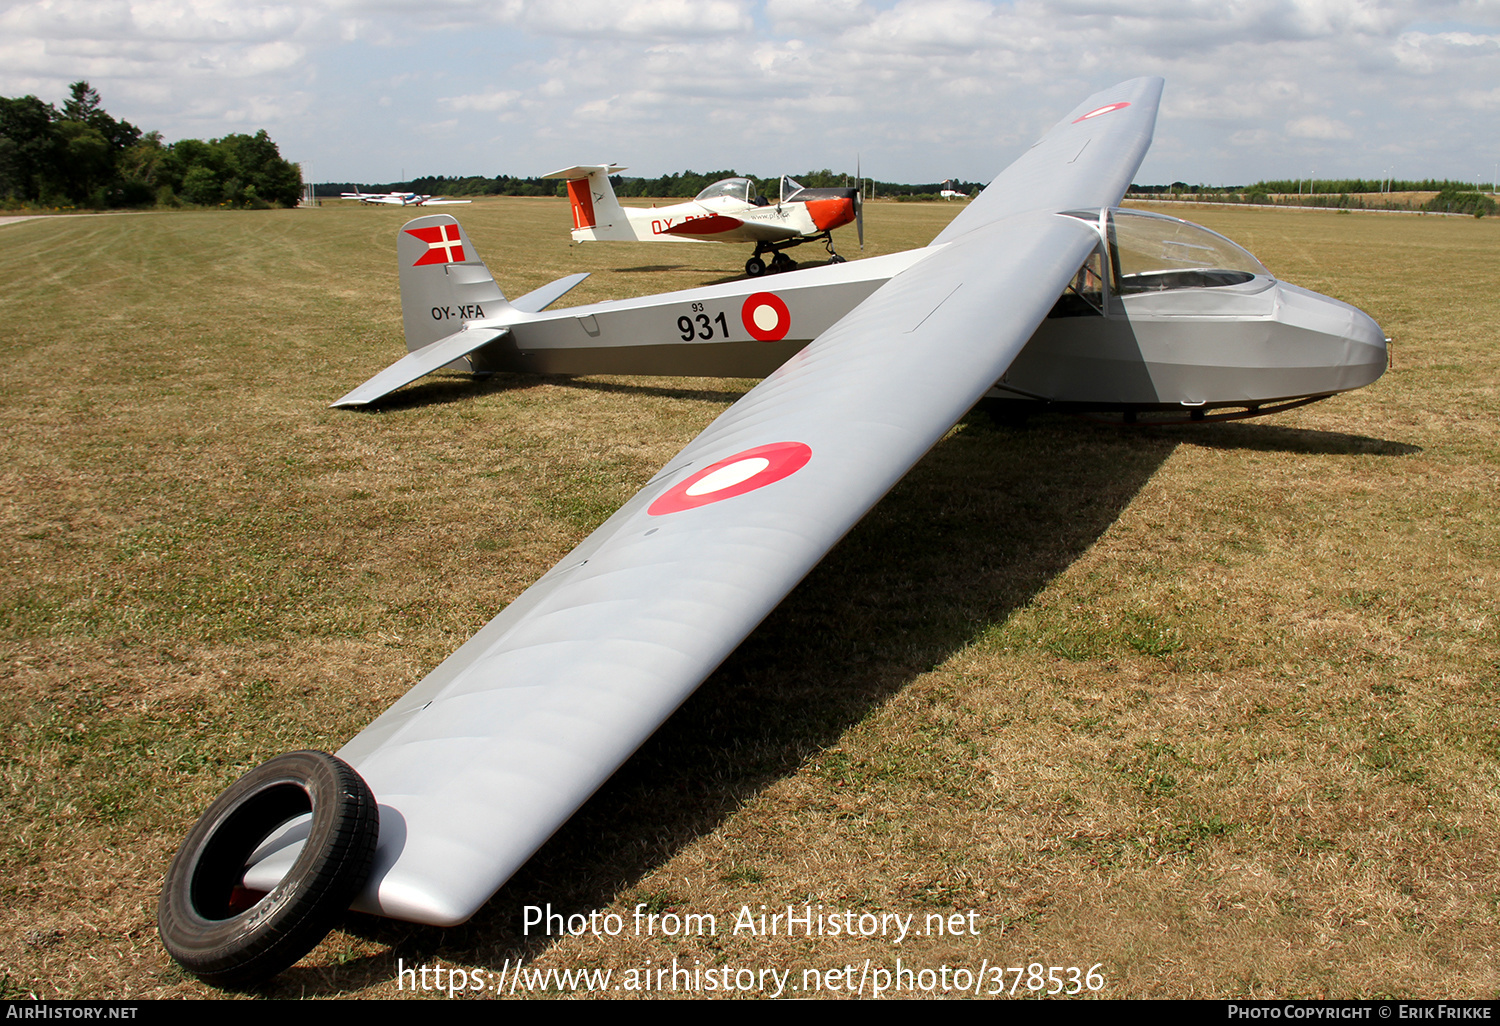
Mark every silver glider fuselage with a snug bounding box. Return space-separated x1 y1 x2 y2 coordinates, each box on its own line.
371 207 1386 414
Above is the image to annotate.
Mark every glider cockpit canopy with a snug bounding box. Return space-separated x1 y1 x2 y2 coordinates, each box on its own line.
1050 208 1274 318
1064 207 1272 295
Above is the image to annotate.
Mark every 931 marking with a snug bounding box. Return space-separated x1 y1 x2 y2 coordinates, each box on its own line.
678 310 730 341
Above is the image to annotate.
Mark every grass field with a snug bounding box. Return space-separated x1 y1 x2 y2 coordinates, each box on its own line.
1 198 1497 999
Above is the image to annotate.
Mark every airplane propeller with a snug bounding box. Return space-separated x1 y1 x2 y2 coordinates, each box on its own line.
855 156 865 249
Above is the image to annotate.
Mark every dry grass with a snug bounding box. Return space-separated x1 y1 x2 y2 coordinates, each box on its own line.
0 199 1496 999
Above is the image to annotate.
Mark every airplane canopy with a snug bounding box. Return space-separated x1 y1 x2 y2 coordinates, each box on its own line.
1105 208 1270 293
695 177 756 205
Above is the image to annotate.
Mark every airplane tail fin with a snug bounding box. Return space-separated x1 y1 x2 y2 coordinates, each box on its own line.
333 216 590 408
543 164 639 241
398 214 511 354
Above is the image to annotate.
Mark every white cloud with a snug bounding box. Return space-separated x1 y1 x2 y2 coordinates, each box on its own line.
441 90 522 112
1286 114 1355 139
1 0 1498 182
765 0 867 35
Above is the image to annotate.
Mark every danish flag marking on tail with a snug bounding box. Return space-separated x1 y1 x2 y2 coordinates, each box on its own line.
407 223 466 266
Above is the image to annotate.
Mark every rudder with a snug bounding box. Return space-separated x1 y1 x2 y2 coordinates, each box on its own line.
543 164 639 241
398 215 510 354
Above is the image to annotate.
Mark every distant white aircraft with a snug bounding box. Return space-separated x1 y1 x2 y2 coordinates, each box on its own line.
939 180 968 200
340 191 472 207
543 164 862 276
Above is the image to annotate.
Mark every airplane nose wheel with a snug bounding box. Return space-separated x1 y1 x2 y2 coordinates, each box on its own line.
158 750 379 988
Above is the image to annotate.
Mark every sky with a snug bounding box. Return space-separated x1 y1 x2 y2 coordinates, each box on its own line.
2 0 1498 188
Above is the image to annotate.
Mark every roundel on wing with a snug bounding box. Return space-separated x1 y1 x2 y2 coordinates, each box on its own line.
647 442 812 516
1073 101 1130 124
741 292 791 342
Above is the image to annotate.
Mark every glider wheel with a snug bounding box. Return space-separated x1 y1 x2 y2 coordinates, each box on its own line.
745 256 766 277
158 750 379 988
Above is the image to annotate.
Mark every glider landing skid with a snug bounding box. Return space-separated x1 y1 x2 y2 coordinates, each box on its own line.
983 394 1337 428
160 77 1389 987
1110 395 1335 426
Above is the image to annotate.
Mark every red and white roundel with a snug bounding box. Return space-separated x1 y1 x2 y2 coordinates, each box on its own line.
741 292 791 342
647 441 812 516
1073 101 1130 124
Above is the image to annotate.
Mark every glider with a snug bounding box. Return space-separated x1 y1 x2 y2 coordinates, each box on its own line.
158 78 1387 986
543 164 862 276
340 191 473 207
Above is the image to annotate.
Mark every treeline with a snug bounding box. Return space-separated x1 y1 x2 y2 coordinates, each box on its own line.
318 169 983 200
0 81 302 209
1131 178 1492 195
316 175 560 198
1127 179 1495 216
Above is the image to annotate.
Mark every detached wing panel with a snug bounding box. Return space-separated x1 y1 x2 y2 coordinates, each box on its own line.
318 213 1101 925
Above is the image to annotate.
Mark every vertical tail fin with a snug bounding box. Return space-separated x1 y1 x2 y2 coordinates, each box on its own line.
543 164 640 241
398 214 511 354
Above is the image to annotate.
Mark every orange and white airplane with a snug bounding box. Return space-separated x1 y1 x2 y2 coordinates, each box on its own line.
543 164 862 276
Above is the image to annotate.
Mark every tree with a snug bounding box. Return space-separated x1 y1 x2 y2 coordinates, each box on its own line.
0 95 60 201
62 81 102 123
1 82 299 208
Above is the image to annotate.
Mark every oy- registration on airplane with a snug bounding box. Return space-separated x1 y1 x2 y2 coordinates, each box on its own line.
158 78 1388 988
543 164 862 276
340 191 472 207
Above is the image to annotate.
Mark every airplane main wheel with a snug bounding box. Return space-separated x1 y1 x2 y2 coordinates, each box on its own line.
745 256 767 277
829 254 846 265
770 253 796 273
158 750 379 989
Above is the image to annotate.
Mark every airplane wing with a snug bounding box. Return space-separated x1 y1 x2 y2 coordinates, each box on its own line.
931 79 1161 244
329 325 509 409
248 77 1163 925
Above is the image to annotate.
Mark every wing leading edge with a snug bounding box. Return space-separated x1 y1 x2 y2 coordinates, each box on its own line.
246 79 1164 925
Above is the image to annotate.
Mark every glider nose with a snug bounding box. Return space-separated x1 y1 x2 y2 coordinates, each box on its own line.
1346 306 1389 386
1274 281 1388 393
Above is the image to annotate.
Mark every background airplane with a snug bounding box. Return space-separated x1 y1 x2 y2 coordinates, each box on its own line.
543 164 863 276
159 78 1388 988
340 191 472 207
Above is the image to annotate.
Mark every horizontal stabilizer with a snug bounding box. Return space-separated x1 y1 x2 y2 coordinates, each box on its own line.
511 272 590 313
331 325 509 408
542 164 626 181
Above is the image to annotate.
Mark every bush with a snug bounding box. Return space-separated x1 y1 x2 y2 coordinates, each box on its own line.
1424 188 1495 217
